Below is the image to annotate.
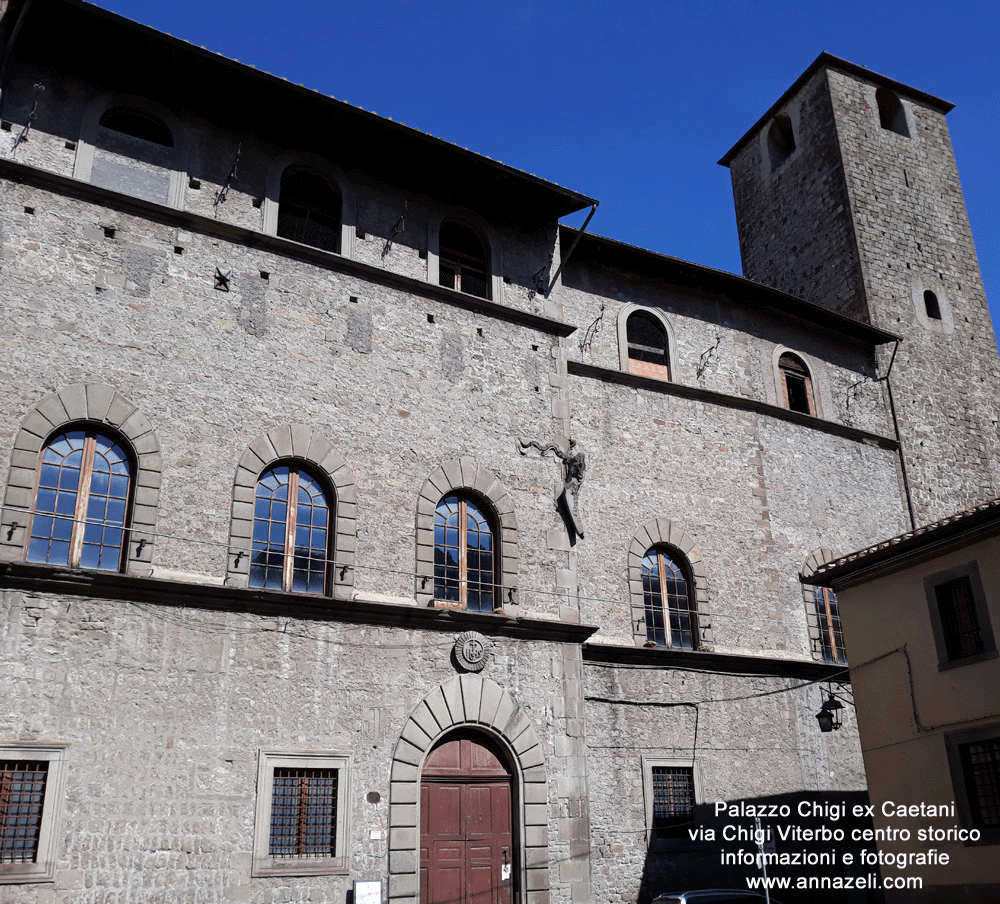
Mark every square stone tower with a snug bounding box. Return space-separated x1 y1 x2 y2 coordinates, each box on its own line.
721 53 1000 523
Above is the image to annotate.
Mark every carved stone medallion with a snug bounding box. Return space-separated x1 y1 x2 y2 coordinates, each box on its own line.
454 631 488 672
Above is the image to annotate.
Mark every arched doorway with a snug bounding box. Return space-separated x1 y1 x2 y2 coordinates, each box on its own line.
420 730 514 904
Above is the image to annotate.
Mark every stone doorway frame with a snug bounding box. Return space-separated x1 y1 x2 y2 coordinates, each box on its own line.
388 674 549 904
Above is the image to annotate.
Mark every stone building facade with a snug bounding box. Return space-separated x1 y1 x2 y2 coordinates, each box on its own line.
1 3 997 904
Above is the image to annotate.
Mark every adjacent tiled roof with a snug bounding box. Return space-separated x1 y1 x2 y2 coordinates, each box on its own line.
805 497 1000 586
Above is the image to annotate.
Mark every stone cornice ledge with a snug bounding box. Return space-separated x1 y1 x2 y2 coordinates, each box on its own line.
0 158 576 338
568 361 898 450
583 641 849 680
0 561 599 644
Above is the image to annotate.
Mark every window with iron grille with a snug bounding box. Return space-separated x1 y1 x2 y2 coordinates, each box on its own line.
253 751 351 877
27 427 134 572
643 758 699 846
651 766 695 833
958 737 1000 831
0 762 47 864
249 463 332 595
269 768 338 858
812 587 847 665
641 546 697 649
0 745 65 885
434 494 497 611
438 219 490 299
277 166 342 254
925 563 996 670
936 577 984 661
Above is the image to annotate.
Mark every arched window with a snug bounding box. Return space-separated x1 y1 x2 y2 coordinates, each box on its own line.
434 493 497 611
923 290 942 321
767 113 796 170
99 107 174 147
641 546 697 649
876 87 909 137
438 219 490 299
626 310 670 380
250 463 332 594
778 352 815 415
812 586 847 665
277 166 342 254
91 105 176 205
27 427 133 571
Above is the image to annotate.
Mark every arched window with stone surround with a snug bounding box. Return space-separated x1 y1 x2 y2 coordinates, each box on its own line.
74 95 187 208
438 219 490 299
778 352 815 415
27 427 134 571
433 492 498 611
276 166 342 254
767 113 796 170
626 310 671 380
249 462 333 594
641 545 697 649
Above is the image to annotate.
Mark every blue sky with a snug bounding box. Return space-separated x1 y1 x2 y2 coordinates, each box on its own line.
91 0 1000 333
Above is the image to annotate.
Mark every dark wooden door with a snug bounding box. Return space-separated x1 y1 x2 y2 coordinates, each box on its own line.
420 732 514 904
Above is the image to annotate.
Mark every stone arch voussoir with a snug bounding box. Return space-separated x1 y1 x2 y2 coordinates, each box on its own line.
388 674 547 904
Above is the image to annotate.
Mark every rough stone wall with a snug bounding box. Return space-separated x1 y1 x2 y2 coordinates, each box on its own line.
726 63 1000 523
0 181 574 616
825 69 1000 522
559 258 891 436
726 69 868 321
584 664 868 904
564 372 907 654
0 589 584 904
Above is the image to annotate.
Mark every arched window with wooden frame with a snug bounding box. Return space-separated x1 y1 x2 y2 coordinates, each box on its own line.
626 310 671 380
778 352 815 415
438 219 490 299
434 493 498 611
249 462 333 594
277 166 343 254
812 586 847 665
641 546 697 650
26 427 134 572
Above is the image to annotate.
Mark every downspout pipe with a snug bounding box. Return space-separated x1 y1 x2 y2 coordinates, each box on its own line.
882 339 917 530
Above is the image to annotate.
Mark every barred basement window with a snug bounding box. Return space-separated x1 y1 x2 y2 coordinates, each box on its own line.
27 427 134 572
651 766 695 834
0 761 47 864
0 744 66 885
438 219 490 299
641 546 697 649
277 166 342 254
252 751 351 877
269 768 338 858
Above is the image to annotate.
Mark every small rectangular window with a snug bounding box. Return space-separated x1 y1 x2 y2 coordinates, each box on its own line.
269 767 338 858
946 725 1000 844
924 563 997 670
651 766 695 834
935 577 984 661
0 761 48 864
252 751 351 877
643 757 699 846
0 745 67 885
